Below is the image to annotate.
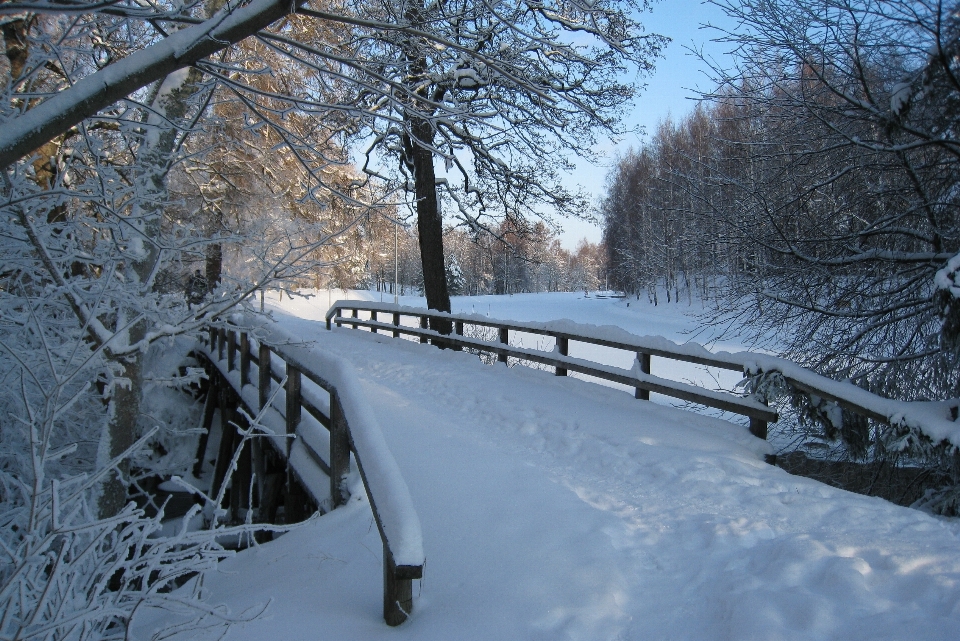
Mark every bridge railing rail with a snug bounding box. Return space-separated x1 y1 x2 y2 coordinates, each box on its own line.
324 300 960 449
202 320 423 626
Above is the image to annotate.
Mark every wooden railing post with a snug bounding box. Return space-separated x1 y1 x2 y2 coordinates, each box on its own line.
209 327 217 352
217 327 226 360
326 306 338 330
498 327 508 363
335 306 343 328
749 418 768 439
393 312 400 338
227 329 237 371
383 543 413 626
453 321 463 351
211 374 235 504
555 336 568 376
419 315 428 344
285 364 301 456
351 308 359 329
371 310 378 334
239 332 250 387
285 363 305 523
329 391 351 507
635 352 651 400
259 343 271 410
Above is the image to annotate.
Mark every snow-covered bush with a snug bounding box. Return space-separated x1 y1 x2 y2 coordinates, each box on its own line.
743 367 960 514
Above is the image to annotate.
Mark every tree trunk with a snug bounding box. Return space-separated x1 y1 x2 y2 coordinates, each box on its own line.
406 118 452 335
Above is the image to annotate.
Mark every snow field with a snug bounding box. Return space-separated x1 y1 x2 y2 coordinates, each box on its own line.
163 293 960 641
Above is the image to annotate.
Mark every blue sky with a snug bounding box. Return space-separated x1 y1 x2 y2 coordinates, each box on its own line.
556 0 735 248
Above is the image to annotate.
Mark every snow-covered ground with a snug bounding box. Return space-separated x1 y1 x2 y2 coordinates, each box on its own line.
145 291 960 640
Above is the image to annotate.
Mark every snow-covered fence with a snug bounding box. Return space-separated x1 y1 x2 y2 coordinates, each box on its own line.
325 301 960 451
201 322 424 626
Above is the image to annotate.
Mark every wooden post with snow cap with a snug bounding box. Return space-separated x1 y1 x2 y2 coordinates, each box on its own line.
371 310 378 334
498 327 509 363
635 352 651 400
393 312 401 338
556 336 568 376
384 541 414 626
419 315 428 343
351 308 359 329
218 327 226 360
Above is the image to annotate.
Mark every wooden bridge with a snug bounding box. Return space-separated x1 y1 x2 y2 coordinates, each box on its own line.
193 301 960 629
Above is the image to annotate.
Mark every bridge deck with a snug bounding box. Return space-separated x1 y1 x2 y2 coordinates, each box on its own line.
145 314 960 640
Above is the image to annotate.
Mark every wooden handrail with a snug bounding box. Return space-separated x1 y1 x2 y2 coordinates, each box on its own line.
203 323 423 626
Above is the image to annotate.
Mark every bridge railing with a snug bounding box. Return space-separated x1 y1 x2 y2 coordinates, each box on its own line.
202 320 423 626
325 300 777 436
324 301 960 451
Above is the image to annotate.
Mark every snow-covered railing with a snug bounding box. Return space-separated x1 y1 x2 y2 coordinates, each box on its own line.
325 301 777 436
324 301 960 450
201 321 423 626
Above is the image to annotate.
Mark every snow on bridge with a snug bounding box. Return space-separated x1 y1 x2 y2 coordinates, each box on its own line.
170 294 960 640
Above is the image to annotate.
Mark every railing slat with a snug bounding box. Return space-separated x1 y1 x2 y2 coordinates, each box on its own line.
227 329 237 371
635 352 651 401
240 332 250 387
556 336 568 376
329 390 350 507
259 343 271 411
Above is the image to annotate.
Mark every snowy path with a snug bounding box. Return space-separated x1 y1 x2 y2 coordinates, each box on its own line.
174 301 960 641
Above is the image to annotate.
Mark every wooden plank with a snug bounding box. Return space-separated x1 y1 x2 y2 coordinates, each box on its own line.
211 374 235 504
329 391 351 507
285 364 301 457
259 344 271 411
240 332 250 387
556 336 568 376
383 541 413 626
193 376 218 478
227 330 237 372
